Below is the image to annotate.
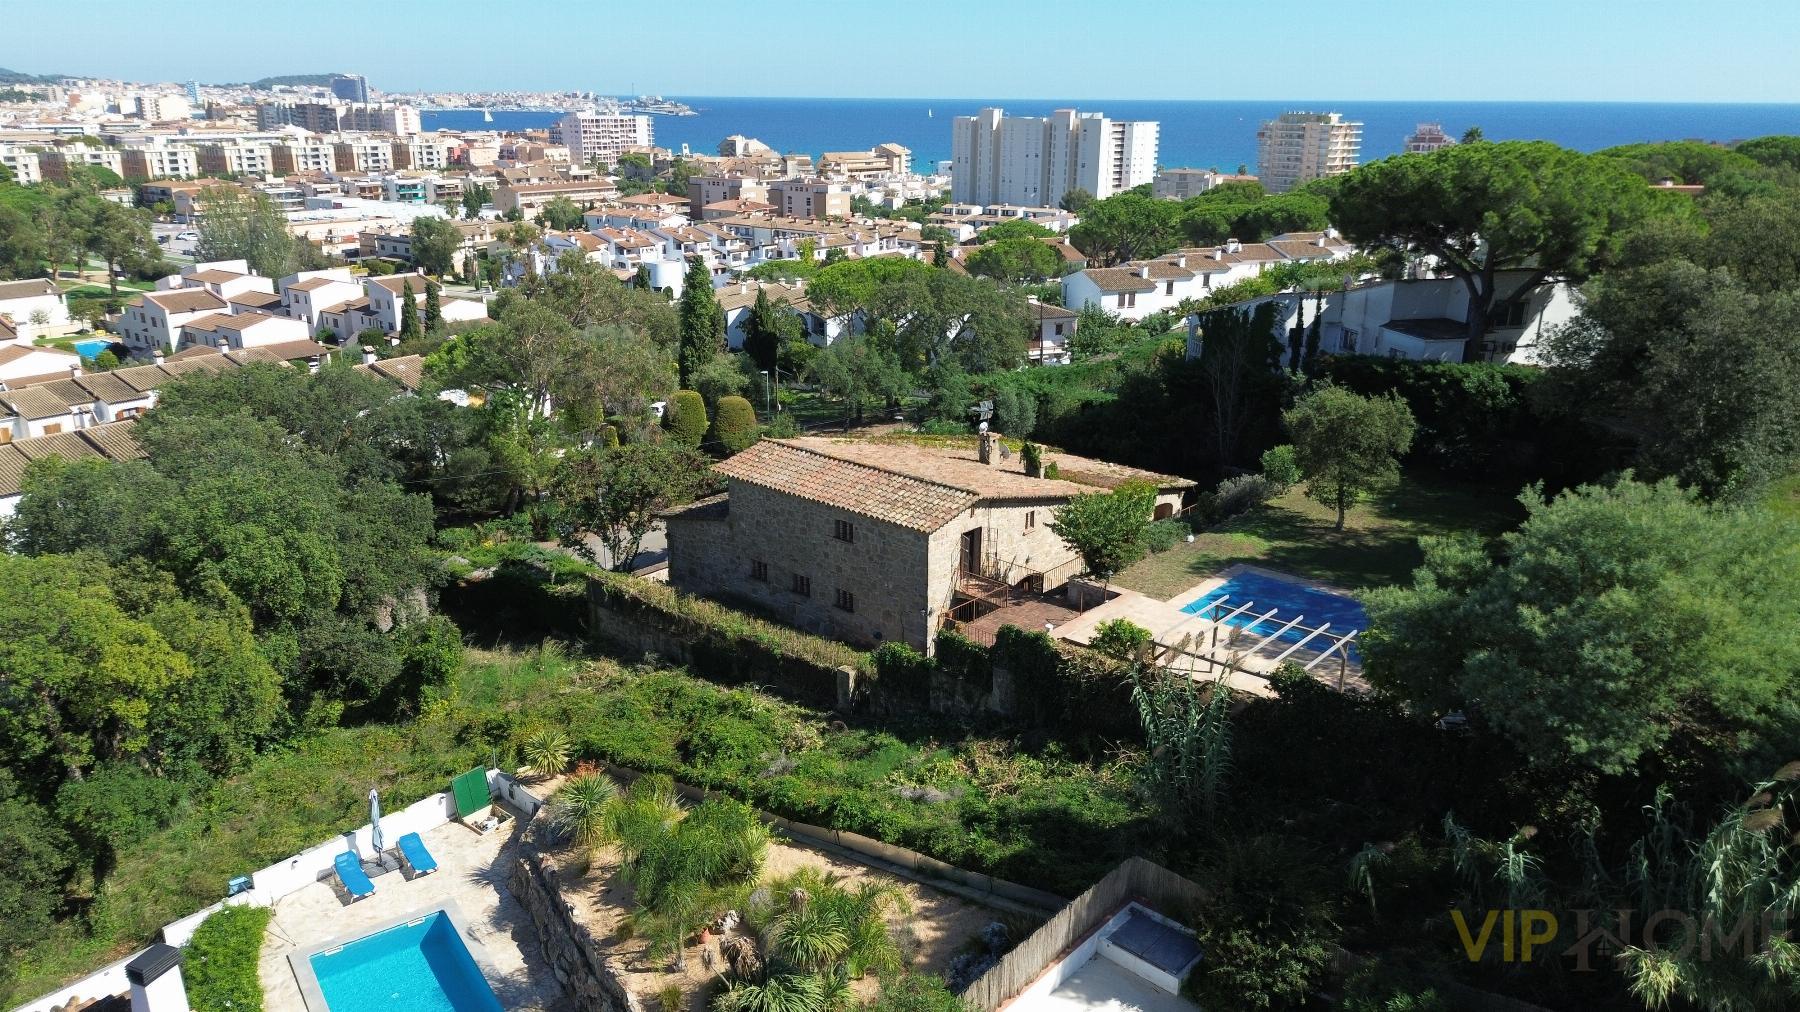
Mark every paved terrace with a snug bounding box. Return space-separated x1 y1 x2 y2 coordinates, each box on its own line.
258 806 560 1011
1050 565 1368 695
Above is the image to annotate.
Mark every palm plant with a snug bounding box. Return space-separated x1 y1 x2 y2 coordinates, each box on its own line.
521 727 573 776
1131 668 1233 821
1347 843 1391 919
549 771 620 850
717 871 907 1012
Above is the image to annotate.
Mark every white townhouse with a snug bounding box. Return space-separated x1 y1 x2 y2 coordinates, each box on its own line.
1026 299 1078 365
1184 269 1577 366
582 207 690 232
279 269 365 331
315 274 487 341
1062 232 1358 321
0 279 74 342
177 310 313 352
119 288 231 352
0 345 84 387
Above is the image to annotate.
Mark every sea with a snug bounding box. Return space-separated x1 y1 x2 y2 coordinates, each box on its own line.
421 97 1800 172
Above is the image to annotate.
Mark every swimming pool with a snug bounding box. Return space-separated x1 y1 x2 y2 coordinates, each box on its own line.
72 338 112 359
309 910 502 1012
1179 570 1367 661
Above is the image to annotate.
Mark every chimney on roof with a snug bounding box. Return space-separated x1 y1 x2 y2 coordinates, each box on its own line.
1315 234 1328 247
152 349 165 366
1213 246 1225 260
69 362 83 379
361 345 377 366
1175 254 1188 268
1135 265 1150 279
1226 238 1242 253
1325 226 1339 240
978 429 997 466
389 336 401 347
216 337 230 352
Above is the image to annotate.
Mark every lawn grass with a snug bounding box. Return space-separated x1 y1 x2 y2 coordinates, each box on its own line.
1765 473 1800 524
1114 471 1525 599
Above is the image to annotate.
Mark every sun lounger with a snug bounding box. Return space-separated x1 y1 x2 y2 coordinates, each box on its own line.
334 850 375 900
396 832 438 876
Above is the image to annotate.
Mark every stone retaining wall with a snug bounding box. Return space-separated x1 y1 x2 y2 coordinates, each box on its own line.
506 818 645 1012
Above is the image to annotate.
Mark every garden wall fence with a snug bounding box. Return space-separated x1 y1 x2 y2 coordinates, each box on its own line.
14 770 531 1012
959 857 1207 1012
589 760 1066 915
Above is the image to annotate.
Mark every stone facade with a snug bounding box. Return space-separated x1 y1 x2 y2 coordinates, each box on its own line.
507 817 645 1012
669 480 936 649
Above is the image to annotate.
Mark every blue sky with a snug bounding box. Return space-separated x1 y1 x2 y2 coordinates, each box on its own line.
9 0 1800 102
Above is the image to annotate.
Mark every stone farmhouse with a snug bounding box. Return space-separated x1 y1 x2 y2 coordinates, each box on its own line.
665 435 1192 653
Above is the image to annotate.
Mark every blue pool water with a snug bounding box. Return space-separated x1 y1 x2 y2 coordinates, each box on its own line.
311 911 502 1012
1180 571 1367 661
72 338 112 359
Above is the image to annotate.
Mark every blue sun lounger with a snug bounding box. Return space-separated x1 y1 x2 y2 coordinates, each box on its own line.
397 832 438 877
334 850 375 900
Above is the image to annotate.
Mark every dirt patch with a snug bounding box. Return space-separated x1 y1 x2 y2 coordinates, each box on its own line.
546 831 1010 1009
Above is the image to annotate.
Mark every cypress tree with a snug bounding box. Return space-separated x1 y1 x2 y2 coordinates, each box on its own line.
399 280 421 339
676 256 723 387
424 280 443 332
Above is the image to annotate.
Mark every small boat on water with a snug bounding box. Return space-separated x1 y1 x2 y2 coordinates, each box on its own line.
482 109 493 122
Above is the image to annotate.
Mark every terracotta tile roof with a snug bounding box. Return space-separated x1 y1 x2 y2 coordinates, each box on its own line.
0 345 76 368
0 386 76 420
713 437 1191 532
1029 301 1078 321
714 439 980 532
36 378 92 407
662 491 730 521
228 339 332 363
1081 267 1159 293
13 429 102 461
0 316 15 341
73 371 140 402
76 421 145 460
143 289 228 314
171 344 226 361
0 444 29 495
0 278 60 300
227 290 284 310
1267 240 1338 261
365 274 427 295
715 281 801 314
112 363 175 392
365 354 423 390
322 297 372 314
186 269 246 283
285 277 345 292
1041 238 1086 262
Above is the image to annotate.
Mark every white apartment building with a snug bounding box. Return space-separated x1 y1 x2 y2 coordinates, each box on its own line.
271 142 338 175
334 140 396 173
1152 168 1259 201
121 145 200 179
197 143 274 176
555 110 653 166
1256 112 1362 193
951 108 1158 206
40 146 126 183
0 147 42 184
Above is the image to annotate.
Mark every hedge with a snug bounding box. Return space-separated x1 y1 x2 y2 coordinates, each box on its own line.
711 395 759 455
666 389 708 448
185 905 272 1012
587 568 867 707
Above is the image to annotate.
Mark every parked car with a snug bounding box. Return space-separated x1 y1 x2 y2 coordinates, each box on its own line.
175 230 200 240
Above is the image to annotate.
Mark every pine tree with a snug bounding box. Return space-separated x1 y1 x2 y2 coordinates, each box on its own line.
425 280 443 333
676 256 723 387
399 280 421 339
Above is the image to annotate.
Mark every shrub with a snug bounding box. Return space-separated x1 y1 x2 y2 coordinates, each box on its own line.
521 728 572 775
1260 444 1300 493
1091 619 1152 660
1144 519 1184 554
1210 474 1272 521
918 418 971 436
711 395 759 455
666 390 708 448
762 413 799 438
871 642 932 708
1020 440 1043 477
185 905 272 1012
